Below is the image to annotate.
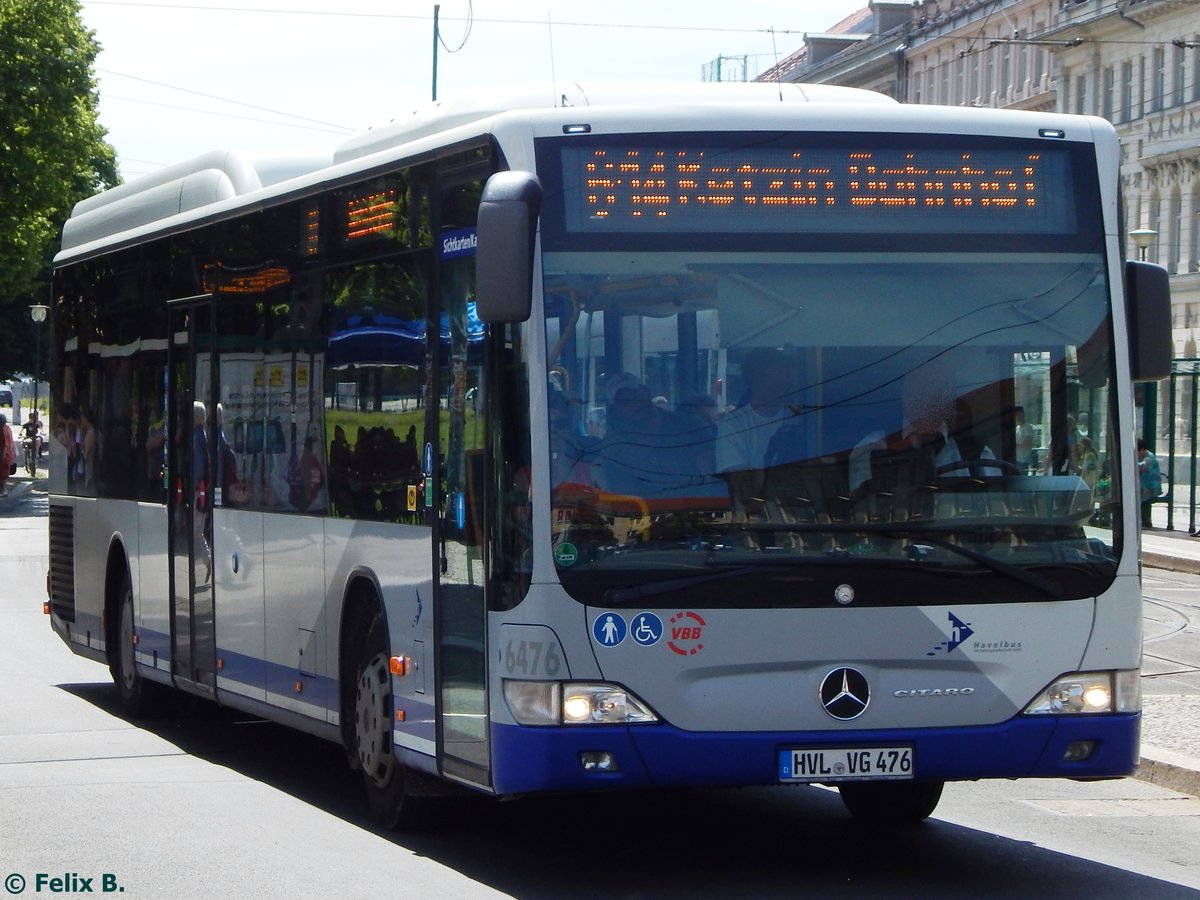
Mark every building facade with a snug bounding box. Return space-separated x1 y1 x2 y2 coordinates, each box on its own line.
760 0 1200 355
759 0 1200 453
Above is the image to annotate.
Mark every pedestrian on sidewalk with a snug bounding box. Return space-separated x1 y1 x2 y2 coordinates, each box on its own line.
0 414 14 496
1137 438 1162 528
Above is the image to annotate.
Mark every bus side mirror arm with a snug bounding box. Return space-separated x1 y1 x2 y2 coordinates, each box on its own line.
1125 260 1172 382
475 171 542 324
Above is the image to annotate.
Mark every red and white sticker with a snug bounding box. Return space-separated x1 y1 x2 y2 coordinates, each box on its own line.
668 611 706 656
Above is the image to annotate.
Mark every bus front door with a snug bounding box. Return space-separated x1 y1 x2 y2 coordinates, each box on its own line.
166 297 217 691
433 176 490 788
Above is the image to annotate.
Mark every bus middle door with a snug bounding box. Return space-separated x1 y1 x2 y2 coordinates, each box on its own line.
166 296 217 692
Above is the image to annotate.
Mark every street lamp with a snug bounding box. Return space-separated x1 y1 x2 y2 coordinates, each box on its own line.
1129 228 1158 262
29 303 48 419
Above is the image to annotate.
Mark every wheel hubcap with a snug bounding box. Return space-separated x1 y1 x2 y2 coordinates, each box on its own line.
355 652 395 786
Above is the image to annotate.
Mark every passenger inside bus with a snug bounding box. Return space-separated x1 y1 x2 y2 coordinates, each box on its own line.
716 348 795 516
847 369 1003 522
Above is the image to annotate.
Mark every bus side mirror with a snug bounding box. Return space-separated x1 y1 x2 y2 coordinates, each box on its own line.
475 171 542 324
1125 260 1171 382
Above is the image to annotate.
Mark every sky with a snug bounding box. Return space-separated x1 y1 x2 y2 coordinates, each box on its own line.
79 0 870 181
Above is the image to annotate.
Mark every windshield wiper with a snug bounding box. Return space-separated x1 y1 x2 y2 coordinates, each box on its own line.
602 523 1063 603
724 521 1061 597
602 560 805 605
851 525 1062 597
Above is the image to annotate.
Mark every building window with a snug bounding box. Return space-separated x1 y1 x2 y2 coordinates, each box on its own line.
1172 44 1186 108
1032 21 1045 90
999 42 1011 101
1138 56 1146 118
1191 186 1200 273
1193 38 1200 103
1150 193 1162 265
1150 47 1165 112
1102 66 1114 120
1120 61 1133 123
1168 190 1181 275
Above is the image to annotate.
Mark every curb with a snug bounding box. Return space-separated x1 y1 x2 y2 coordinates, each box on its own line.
1136 744 1200 798
1142 549 1200 576
0 479 35 506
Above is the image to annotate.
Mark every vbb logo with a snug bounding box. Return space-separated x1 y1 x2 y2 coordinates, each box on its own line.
668 610 706 656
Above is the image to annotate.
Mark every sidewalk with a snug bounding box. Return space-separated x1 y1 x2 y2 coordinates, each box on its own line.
1136 510 1200 798
1143 497 1200 575
0 469 41 506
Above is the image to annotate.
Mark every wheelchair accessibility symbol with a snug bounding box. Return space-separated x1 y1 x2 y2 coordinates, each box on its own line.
631 612 663 647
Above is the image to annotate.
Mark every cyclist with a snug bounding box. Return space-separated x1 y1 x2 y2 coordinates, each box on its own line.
21 410 43 475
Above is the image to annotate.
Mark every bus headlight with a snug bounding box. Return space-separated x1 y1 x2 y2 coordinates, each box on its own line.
503 680 659 726
1022 670 1141 715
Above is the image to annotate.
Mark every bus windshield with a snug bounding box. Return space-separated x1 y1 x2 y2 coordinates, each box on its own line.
541 247 1119 608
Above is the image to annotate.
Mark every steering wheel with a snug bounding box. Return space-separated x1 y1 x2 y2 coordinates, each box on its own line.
935 458 1023 477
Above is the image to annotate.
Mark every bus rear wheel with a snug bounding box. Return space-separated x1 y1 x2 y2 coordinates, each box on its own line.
837 780 944 823
353 613 430 830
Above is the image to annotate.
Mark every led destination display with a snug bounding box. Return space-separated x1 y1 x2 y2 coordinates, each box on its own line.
559 142 1077 235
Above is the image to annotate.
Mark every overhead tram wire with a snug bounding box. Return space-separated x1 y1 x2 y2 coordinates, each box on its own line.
84 1 805 37
100 95 353 135
98 69 353 132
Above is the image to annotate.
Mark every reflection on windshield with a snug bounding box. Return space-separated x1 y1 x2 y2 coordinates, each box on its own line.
542 254 1120 605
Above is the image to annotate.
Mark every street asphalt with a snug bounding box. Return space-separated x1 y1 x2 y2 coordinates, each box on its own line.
3 468 1199 799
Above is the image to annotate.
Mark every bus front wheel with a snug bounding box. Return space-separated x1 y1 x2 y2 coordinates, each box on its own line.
111 573 170 718
837 780 944 823
353 613 430 830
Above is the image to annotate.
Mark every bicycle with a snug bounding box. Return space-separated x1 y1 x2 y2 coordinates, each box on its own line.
22 435 39 477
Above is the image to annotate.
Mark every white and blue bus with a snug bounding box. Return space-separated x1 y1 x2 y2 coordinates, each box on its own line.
48 82 1171 826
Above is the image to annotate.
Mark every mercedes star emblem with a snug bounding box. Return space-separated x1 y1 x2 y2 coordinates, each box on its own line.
820 667 870 720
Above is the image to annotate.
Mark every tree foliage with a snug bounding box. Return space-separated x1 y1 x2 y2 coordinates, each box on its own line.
0 0 118 382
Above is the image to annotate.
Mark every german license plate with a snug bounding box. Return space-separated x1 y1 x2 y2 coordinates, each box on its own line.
779 746 914 782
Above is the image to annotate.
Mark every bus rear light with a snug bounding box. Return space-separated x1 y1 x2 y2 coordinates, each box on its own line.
503 680 659 726
43 601 50 615
389 656 407 676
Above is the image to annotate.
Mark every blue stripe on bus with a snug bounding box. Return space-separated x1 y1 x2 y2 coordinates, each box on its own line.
489 714 1139 795
121 624 337 713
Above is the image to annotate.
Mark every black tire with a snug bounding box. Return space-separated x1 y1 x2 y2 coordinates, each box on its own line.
353 613 432 830
837 780 944 824
111 573 171 718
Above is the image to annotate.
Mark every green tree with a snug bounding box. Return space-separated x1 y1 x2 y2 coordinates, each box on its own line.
0 0 118 383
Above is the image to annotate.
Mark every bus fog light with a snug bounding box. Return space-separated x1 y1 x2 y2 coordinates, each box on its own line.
1062 740 1095 762
1024 672 1114 715
580 751 618 772
503 680 561 725
562 683 659 724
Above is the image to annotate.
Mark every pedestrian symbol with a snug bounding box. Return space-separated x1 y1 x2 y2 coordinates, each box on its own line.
592 612 627 647
631 612 662 646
